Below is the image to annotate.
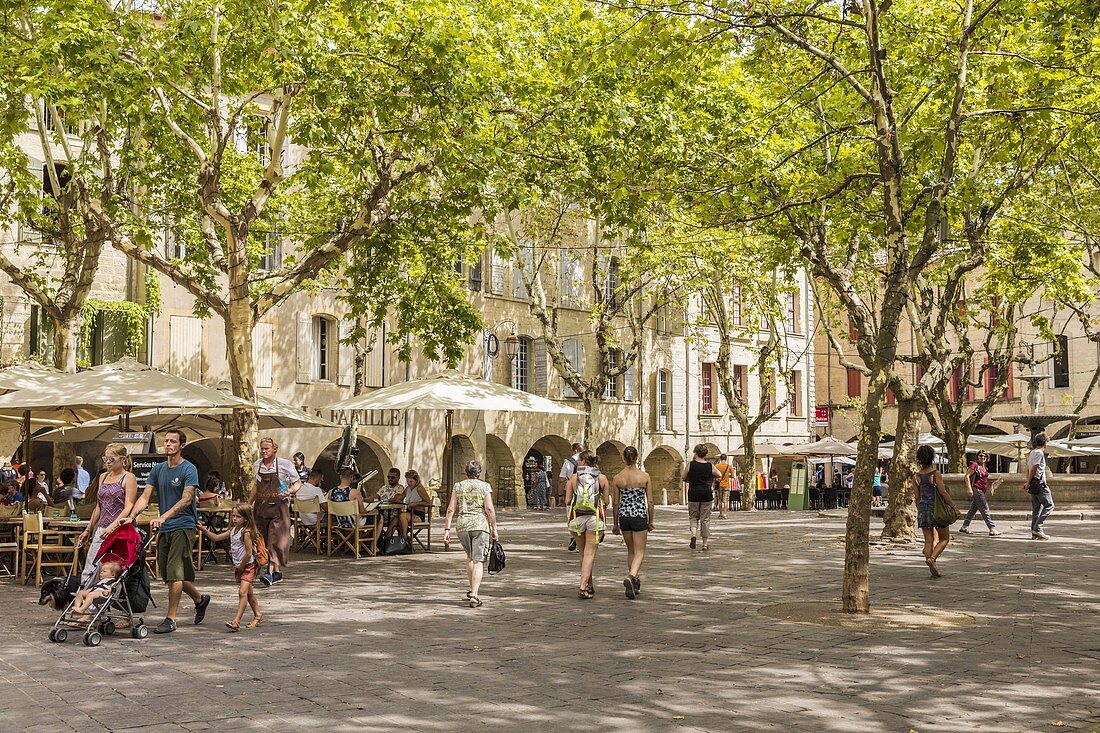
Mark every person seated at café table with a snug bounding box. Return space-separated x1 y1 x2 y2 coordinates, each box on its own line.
198 472 227 503
25 470 51 512
398 469 431 538
52 468 78 508
374 468 407 536
328 468 369 528
295 469 327 527
2 480 24 506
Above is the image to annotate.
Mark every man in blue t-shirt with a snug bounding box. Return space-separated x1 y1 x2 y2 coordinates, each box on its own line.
126 428 210 634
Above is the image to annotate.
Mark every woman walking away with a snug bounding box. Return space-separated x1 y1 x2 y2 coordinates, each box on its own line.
960 450 1002 536
612 447 654 600
566 451 611 599
200 504 264 630
76 444 139 585
913 444 961 577
443 460 498 608
1025 432 1055 540
682 444 720 550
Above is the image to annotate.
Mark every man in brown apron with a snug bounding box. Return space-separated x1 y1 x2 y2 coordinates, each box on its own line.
251 438 301 586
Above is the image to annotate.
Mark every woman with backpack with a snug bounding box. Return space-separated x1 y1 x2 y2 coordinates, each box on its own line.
682 444 721 551
443 460 498 608
566 451 611 599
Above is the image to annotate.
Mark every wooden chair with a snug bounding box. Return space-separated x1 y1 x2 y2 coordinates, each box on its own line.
139 510 160 578
20 513 77 587
0 505 19 577
45 506 66 518
75 503 95 520
326 500 377 559
292 497 323 555
409 496 434 553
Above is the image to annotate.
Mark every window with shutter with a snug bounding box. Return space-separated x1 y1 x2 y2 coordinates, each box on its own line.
604 257 620 308
363 324 386 388
700 362 715 414
295 313 312 383
512 337 531 392
624 362 637 402
1052 335 1070 388
168 315 203 382
604 349 620 400
657 369 671 431
312 316 335 382
513 245 532 300
562 338 582 398
790 370 802 416
533 337 548 395
253 322 274 389
730 286 742 326
468 256 482 292
337 320 354 387
490 252 505 295
29 305 55 362
846 368 861 398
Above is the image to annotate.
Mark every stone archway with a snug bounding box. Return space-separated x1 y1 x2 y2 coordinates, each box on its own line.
596 440 627 479
526 434 572 506
313 432 391 495
484 434 517 508
644 445 684 505
442 434 478 493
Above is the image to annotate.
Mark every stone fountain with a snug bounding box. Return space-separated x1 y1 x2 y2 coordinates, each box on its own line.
991 372 1078 438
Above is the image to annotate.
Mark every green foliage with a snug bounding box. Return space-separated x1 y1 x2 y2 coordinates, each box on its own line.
78 298 155 368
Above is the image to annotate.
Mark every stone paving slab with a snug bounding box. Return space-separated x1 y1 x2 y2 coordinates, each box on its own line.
1 509 1098 732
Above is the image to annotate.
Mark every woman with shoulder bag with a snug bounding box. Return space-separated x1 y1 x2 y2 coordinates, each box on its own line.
960 450 1002 536
913 444 961 578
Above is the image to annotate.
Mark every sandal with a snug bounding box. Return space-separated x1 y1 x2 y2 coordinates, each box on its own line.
246 615 265 629
225 620 240 632
468 596 483 608
926 559 941 578
702 544 709 551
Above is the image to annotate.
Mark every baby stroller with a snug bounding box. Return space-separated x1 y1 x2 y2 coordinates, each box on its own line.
48 523 154 646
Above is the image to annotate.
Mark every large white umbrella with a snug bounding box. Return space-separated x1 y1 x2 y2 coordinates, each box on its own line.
0 363 70 462
967 433 1086 460
781 436 858 457
0 357 253 422
323 369 583 495
35 394 339 443
324 369 585 415
729 440 791 457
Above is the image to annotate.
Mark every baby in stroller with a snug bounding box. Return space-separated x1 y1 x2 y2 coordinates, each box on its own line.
71 562 122 616
48 523 153 646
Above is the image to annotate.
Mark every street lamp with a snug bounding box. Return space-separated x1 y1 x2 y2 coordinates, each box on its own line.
484 319 518 379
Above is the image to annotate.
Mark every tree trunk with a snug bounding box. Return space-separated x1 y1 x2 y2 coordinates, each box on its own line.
842 364 889 613
881 396 921 539
738 428 758 511
53 310 83 373
942 427 967 473
225 299 259 500
581 394 593 448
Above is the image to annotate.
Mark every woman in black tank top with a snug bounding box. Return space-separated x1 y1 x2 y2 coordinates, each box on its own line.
680 444 719 550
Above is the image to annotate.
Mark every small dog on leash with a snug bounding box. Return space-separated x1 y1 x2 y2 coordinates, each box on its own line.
38 576 80 610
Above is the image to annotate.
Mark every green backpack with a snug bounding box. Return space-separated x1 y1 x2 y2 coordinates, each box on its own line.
572 470 601 516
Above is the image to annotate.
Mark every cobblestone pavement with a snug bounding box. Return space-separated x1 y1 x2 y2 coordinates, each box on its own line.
1 509 1098 733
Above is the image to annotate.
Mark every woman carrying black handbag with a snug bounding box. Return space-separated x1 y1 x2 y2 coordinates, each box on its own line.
442 460 499 608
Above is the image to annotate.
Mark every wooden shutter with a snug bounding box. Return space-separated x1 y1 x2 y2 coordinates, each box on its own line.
533 337 548 395
624 362 637 402
490 251 505 295
563 339 581 398
168 315 202 382
512 246 530 299
671 364 686 430
253 322 273 389
296 313 312 384
364 324 386 388
559 252 573 305
337 320 354 387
